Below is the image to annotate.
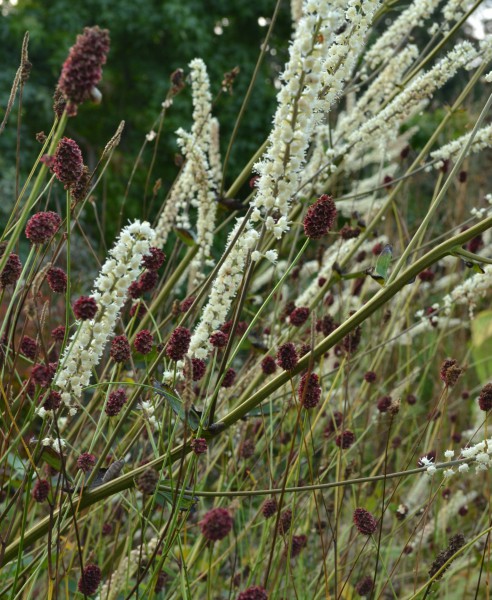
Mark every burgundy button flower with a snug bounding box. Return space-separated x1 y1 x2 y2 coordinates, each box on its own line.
200 507 233 542
134 330 154 354
47 267 68 293
303 194 337 239
166 326 191 361
353 507 378 536
73 296 98 320
25 212 61 244
78 563 102 596
0 253 22 287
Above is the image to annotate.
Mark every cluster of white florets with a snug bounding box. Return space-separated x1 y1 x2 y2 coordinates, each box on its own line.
350 42 479 151
430 123 492 167
189 219 260 358
154 58 219 256
363 0 440 69
442 264 492 319
54 221 156 414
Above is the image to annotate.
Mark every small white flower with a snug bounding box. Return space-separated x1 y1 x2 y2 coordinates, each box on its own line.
265 249 278 263
443 468 455 478
444 450 455 459
146 130 157 142
426 465 437 477
251 250 262 262
458 463 470 473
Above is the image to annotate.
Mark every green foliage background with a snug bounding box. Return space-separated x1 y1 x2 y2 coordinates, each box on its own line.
0 0 291 237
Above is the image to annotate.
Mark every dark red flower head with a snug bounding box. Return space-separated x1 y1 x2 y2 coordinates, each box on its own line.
78 563 102 595
105 388 127 416
478 383 492 412
237 585 268 600
190 438 208 455
25 212 61 244
210 330 228 348
134 330 154 354
278 508 292 535
353 507 378 536
335 429 355 449
58 26 110 116
51 325 66 341
0 253 22 287
364 371 376 383
141 247 166 270
377 395 392 413
261 355 277 375
355 576 374 597
261 498 278 519
51 137 84 187
303 194 337 239
221 368 236 388
47 267 68 293
439 358 463 387
32 479 50 503
200 507 233 541
276 342 298 371
77 452 96 472
73 296 98 320
20 336 38 360
110 335 131 363
298 372 321 409
289 306 310 326
166 326 191 361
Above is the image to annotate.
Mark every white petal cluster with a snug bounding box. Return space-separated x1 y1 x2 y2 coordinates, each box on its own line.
442 264 492 319
442 0 474 27
336 45 419 138
430 124 492 166
252 0 380 236
363 0 440 69
350 42 479 151
54 221 156 412
154 58 219 256
189 219 259 358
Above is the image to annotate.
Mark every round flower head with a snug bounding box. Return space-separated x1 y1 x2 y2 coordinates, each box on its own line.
47 267 68 293
190 437 208 455
221 368 236 388
78 563 102 596
353 507 378 536
166 326 191 361
190 358 206 382
32 479 50 503
289 534 307 558
73 296 98 320
110 335 131 363
303 194 337 239
0 253 22 287
237 586 268 600
51 137 84 187
355 576 374 597
51 325 66 341
335 430 355 449
70 165 91 204
200 507 233 542
278 508 292 535
138 269 158 293
364 371 377 383
439 358 463 387
42 390 62 411
31 363 56 387
105 388 127 416
317 315 337 337
134 330 154 354
20 336 38 360
141 247 165 270
478 383 492 412
25 212 61 244
179 296 195 313
58 26 110 116
289 306 310 326
77 452 96 472
276 342 298 371
261 498 278 519
210 331 228 348
377 396 392 413
261 355 277 375
298 372 321 409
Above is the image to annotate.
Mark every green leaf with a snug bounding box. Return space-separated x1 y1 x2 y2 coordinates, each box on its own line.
153 380 201 431
471 310 492 384
374 243 392 284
